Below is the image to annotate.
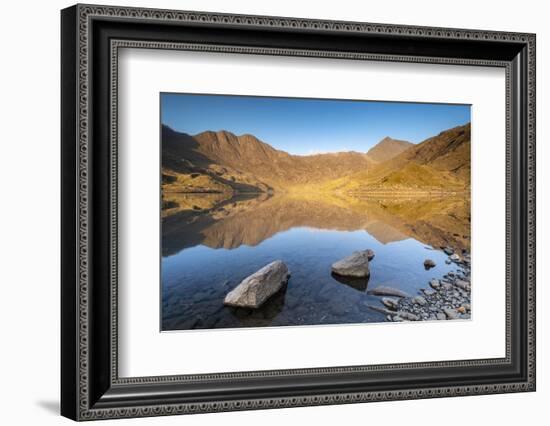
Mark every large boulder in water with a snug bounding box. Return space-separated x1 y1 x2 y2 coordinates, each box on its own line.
331 251 371 278
224 260 290 309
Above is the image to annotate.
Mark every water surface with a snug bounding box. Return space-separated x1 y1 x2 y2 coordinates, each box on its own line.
161 193 470 330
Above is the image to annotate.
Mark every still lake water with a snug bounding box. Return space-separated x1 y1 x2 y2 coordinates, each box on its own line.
161 193 470 330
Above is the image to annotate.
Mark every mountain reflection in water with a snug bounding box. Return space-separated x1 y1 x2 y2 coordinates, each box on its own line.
161 192 470 331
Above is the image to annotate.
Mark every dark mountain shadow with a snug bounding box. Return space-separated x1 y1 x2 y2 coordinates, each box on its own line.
162 125 269 193
162 124 210 171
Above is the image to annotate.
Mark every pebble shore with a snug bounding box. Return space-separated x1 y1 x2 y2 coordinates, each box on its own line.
367 248 471 322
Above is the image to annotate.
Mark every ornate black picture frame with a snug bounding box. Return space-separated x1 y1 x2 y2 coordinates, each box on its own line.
61 4 536 421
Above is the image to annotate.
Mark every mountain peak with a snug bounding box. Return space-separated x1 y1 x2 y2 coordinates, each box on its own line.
194 130 265 144
195 129 236 138
367 137 413 162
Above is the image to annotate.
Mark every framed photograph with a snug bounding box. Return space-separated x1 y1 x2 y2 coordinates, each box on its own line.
61 4 536 421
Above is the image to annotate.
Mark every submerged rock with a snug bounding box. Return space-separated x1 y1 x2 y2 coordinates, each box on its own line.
424 259 436 269
368 286 410 298
224 260 289 308
331 251 371 278
366 304 395 316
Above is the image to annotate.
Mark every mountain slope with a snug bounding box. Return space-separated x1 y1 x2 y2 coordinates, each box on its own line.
323 123 471 193
386 123 471 182
162 126 272 193
162 126 374 192
366 136 413 162
162 122 470 195
192 129 375 187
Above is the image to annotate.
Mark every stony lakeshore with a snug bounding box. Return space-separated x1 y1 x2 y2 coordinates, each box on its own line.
366 248 471 322
220 246 471 323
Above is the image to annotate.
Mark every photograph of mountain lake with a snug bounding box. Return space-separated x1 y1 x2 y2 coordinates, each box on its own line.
161 93 472 331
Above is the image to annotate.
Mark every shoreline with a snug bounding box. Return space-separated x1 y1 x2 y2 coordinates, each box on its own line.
367 248 471 322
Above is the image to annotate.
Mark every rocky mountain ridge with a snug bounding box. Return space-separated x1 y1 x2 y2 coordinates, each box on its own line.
162 122 471 194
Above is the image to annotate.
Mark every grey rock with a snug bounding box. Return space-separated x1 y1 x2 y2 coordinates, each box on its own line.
365 249 375 261
331 251 371 277
443 308 459 319
430 279 440 289
224 260 289 308
368 286 410 298
397 311 419 321
423 288 436 296
436 313 447 320
455 279 470 291
449 254 461 262
443 247 454 255
445 259 452 264
412 296 427 306
381 297 399 310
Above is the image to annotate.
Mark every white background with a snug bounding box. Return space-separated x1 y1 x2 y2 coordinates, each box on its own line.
119 49 506 377
0 0 547 425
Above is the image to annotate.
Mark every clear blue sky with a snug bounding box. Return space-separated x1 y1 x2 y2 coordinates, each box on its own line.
161 93 470 156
